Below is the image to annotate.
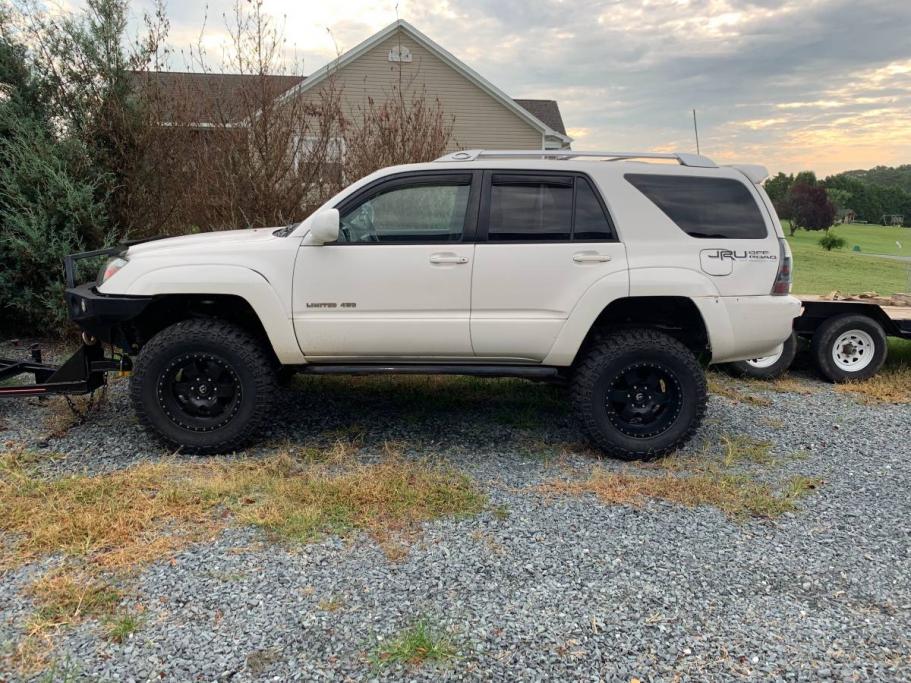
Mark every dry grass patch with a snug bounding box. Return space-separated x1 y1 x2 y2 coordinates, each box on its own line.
765 376 819 395
539 433 820 520
653 434 775 473
707 375 773 406
4 567 124 674
0 443 484 572
834 365 911 404
541 468 805 519
26 568 123 627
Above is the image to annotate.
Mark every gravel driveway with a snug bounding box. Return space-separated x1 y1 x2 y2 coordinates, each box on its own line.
1 356 909 681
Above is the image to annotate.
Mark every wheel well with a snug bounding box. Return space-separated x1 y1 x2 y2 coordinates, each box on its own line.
576 296 710 363
119 294 274 359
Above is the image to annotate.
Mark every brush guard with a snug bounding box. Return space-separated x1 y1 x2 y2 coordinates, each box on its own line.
0 342 128 398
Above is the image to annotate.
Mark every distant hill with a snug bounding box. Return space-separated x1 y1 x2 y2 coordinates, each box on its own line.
824 165 911 223
835 165 911 195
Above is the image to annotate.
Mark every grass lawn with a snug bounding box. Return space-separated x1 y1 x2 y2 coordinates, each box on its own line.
783 221 911 295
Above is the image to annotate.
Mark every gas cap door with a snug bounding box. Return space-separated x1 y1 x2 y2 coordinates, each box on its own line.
700 248 734 276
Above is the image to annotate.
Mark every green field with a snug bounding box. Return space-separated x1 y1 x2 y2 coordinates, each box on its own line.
783 222 911 295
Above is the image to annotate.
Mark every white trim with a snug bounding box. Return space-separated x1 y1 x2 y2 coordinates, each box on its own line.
272 20 572 147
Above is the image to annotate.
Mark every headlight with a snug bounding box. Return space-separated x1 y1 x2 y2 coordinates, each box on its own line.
100 256 128 283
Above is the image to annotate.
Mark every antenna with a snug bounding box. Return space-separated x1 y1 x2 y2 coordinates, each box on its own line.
692 109 701 155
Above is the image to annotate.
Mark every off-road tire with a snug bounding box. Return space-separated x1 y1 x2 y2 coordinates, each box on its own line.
572 328 707 460
811 314 887 382
130 319 277 454
723 331 797 380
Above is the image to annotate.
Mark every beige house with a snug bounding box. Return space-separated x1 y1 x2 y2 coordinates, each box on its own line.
142 19 571 151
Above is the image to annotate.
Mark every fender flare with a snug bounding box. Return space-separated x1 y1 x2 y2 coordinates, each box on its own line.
543 267 721 366
124 265 305 364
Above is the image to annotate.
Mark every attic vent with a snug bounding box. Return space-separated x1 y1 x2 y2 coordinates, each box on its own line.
388 46 412 62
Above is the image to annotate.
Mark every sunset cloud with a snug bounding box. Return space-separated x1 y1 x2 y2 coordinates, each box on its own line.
94 0 911 175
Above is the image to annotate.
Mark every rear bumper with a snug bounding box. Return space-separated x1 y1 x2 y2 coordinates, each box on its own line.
64 283 152 344
695 295 801 364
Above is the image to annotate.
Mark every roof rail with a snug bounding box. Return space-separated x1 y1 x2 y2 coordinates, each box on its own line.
434 149 717 168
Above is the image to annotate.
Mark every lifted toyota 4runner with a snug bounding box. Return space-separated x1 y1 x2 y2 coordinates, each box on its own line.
58 149 801 459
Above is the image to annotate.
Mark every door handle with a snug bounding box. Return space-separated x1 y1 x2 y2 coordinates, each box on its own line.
573 252 612 263
429 254 469 264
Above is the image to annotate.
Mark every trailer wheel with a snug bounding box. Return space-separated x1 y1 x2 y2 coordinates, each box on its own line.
130 319 276 453
811 314 887 382
722 332 797 380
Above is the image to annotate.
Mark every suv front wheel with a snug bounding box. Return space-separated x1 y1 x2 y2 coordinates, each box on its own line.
572 328 707 460
130 319 277 454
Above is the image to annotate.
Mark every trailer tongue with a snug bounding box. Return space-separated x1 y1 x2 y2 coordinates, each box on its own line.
0 343 127 398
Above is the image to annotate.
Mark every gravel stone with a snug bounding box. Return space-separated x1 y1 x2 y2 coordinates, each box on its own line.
0 355 909 681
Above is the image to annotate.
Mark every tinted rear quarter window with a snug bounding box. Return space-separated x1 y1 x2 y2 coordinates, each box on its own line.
625 173 767 239
574 176 614 240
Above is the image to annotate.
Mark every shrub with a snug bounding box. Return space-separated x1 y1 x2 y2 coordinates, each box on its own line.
0 94 110 335
819 232 846 251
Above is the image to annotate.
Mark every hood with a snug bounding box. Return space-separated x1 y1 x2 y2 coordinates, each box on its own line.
126 227 282 257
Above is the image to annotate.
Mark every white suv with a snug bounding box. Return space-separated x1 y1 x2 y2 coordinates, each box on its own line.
65 149 800 459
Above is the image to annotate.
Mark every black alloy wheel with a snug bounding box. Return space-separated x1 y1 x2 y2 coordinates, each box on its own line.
157 353 243 432
604 362 683 439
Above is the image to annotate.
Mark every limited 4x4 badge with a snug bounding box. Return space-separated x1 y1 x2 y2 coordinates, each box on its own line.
305 302 357 308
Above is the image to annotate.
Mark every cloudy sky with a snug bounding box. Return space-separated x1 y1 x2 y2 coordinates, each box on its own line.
82 0 911 176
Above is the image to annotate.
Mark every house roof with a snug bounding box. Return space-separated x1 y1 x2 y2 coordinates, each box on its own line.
512 99 566 136
134 21 571 144
130 71 304 123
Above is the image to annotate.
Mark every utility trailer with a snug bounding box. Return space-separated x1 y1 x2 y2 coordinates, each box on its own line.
725 295 911 381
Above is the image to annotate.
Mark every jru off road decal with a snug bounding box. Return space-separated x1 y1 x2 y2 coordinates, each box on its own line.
699 249 776 276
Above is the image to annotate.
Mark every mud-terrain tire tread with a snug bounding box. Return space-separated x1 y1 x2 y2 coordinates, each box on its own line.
130 318 276 454
572 328 707 461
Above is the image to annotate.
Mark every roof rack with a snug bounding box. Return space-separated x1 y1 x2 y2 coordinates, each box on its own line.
434 149 717 168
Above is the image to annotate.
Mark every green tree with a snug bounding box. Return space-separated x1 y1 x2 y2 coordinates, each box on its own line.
825 187 853 218
793 170 818 187
764 171 794 221
0 10 109 333
763 172 793 205
24 0 168 233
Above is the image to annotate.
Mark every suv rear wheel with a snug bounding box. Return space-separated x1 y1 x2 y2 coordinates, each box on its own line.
130 319 277 454
572 328 707 460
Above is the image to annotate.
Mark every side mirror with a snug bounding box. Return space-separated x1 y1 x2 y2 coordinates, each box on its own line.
305 209 340 245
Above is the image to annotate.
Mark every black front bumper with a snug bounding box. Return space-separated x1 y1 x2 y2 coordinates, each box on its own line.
65 283 152 344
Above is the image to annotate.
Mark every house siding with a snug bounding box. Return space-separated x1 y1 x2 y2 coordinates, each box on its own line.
297 29 543 151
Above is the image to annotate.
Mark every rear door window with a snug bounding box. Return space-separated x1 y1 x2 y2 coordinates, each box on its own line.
485 173 615 241
488 174 573 241
625 173 767 239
